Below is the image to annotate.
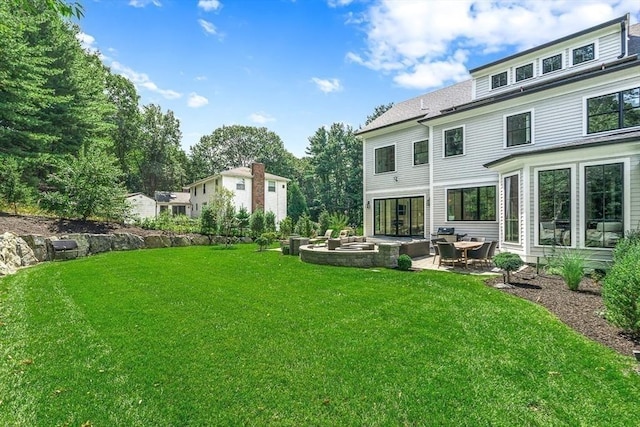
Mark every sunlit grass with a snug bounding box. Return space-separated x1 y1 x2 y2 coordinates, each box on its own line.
1 245 639 426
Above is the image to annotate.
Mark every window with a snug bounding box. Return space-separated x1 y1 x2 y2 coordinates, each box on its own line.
374 196 424 236
572 43 595 65
515 63 533 82
538 168 571 246
236 179 245 190
504 175 519 243
203 183 206 194
413 140 428 165
585 163 623 248
375 145 395 173
443 127 464 157
491 71 508 89
505 111 532 147
268 180 276 192
447 186 496 221
542 53 562 74
194 187 197 196
587 87 640 134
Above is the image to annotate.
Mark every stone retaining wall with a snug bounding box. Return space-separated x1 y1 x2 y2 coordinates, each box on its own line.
299 243 400 268
0 232 236 276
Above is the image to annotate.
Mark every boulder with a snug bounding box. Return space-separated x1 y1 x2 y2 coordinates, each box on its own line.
144 235 172 249
61 233 90 257
190 235 211 246
20 234 50 262
86 234 113 254
170 236 192 247
1 232 38 276
111 233 144 251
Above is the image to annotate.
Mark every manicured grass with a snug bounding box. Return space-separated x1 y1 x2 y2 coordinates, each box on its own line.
1 244 639 425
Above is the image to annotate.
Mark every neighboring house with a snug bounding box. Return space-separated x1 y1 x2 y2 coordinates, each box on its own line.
186 163 289 224
125 193 157 222
357 14 640 263
155 191 192 217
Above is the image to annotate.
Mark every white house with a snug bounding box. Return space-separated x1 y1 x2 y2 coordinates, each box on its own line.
357 15 640 263
155 191 192 217
186 163 289 224
125 193 156 222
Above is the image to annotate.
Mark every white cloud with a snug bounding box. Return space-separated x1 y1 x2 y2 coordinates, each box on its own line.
328 0 353 7
249 112 275 124
128 0 162 7
194 75 207 81
76 32 96 50
311 77 343 93
198 19 217 35
198 0 222 12
110 61 182 100
187 92 209 108
351 0 639 90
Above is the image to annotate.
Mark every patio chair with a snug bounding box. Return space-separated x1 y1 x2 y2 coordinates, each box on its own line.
466 241 492 268
436 242 462 268
486 241 498 266
310 229 333 245
461 235 473 242
431 237 447 264
338 229 352 239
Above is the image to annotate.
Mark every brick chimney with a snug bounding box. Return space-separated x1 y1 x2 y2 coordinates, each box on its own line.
251 162 265 212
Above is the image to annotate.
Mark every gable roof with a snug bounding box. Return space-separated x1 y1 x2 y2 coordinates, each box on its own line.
154 191 191 204
356 79 473 136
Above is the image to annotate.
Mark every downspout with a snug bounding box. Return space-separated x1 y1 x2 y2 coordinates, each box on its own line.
418 120 431 238
617 15 628 59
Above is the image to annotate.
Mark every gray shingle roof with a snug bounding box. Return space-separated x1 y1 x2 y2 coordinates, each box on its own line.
629 22 640 55
356 80 473 135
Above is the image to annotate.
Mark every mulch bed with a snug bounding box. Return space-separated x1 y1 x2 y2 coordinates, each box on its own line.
484 267 640 357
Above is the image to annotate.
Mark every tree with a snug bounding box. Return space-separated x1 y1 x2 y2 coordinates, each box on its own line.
0 156 30 214
41 147 129 220
249 209 265 238
287 181 308 222
12 0 84 18
236 206 250 237
365 103 394 126
264 211 276 233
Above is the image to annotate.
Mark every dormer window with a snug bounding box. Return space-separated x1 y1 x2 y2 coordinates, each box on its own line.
491 71 508 89
542 53 562 74
515 63 533 82
572 43 595 65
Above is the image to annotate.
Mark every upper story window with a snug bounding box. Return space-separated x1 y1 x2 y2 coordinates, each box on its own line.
447 185 496 221
236 178 245 190
587 87 640 134
203 183 206 194
443 126 464 157
505 111 533 147
268 180 276 192
515 63 534 82
491 71 508 89
542 53 562 74
375 145 395 173
413 140 428 165
572 43 595 65
194 187 197 196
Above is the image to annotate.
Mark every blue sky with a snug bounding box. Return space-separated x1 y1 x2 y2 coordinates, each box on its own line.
76 0 639 158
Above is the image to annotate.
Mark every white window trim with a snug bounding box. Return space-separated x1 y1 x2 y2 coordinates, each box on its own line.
512 62 535 83
502 171 521 244
236 178 245 190
268 180 276 192
581 84 640 137
533 163 576 248
490 70 509 90
442 125 465 158
412 139 429 167
578 157 630 250
569 39 599 67
503 109 535 148
539 51 564 76
374 143 397 175
443 182 498 223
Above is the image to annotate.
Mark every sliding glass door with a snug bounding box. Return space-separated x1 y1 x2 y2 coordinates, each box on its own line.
373 196 424 236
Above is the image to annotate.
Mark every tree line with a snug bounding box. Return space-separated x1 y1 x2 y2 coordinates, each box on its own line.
0 1 392 228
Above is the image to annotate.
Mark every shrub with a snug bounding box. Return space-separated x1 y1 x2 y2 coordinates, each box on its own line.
493 252 523 284
317 210 331 236
397 254 412 271
556 249 587 291
294 213 316 238
264 211 276 233
603 243 640 333
255 236 269 252
278 216 293 238
613 228 640 263
250 209 265 238
261 232 278 245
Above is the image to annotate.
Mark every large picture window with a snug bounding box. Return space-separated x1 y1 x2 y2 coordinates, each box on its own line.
413 140 428 165
505 111 532 147
374 196 424 237
538 168 571 246
587 87 640 134
375 145 395 173
504 175 519 243
585 163 624 248
447 186 496 221
444 127 464 157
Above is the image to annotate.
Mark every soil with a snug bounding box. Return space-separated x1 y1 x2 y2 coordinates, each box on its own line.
1 213 639 357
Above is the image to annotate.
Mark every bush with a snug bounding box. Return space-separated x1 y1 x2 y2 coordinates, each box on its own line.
397 254 412 271
294 213 316 238
556 249 587 291
613 228 640 263
255 236 269 252
493 252 523 284
261 232 278 245
250 209 265 238
603 242 640 333
278 216 293 238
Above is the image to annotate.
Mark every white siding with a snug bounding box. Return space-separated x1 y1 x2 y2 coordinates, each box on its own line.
126 194 156 222
265 180 288 225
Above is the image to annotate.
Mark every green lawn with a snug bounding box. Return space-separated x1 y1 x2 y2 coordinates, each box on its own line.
1 244 639 426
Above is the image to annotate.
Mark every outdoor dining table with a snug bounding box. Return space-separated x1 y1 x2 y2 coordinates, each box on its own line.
453 241 483 269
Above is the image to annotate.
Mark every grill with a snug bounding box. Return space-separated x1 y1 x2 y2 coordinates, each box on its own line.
436 227 455 235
